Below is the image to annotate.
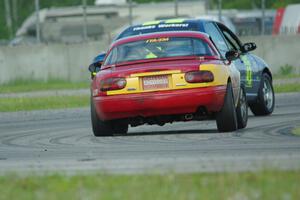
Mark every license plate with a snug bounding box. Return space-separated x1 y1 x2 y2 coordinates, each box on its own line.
142 75 169 90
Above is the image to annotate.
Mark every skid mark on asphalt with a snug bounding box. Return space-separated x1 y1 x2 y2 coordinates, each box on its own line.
1 93 300 172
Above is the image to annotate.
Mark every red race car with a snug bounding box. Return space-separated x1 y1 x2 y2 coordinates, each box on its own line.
90 31 248 136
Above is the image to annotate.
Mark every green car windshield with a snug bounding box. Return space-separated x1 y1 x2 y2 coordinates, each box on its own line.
104 37 215 65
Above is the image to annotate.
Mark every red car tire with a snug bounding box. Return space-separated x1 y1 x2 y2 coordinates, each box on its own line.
216 82 238 132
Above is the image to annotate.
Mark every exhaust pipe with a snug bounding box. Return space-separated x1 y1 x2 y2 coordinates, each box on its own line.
184 114 193 121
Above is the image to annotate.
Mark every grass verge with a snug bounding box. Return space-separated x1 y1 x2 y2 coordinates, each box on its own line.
292 127 300 136
274 83 300 93
0 77 299 95
0 79 89 94
273 74 300 79
0 96 89 112
0 170 299 200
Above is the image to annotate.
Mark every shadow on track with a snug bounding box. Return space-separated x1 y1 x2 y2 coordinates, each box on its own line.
121 129 219 137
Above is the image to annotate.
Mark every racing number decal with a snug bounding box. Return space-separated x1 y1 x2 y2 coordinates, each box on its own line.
146 38 169 43
240 55 253 87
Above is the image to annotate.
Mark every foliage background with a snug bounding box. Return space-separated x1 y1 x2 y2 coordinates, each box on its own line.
0 0 300 40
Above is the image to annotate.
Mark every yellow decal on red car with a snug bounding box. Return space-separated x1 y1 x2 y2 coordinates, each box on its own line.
146 38 169 43
106 64 230 96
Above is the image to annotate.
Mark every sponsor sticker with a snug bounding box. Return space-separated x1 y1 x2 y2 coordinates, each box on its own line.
133 25 156 31
146 38 169 43
158 23 189 28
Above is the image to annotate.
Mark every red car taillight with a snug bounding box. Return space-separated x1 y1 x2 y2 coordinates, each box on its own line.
185 71 214 83
100 77 127 92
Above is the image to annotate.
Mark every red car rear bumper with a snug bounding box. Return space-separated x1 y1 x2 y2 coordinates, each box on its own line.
93 85 226 120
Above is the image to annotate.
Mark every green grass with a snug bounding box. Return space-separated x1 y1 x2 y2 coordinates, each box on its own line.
273 74 300 79
1 76 300 95
0 79 89 94
0 170 299 200
274 83 300 93
0 96 89 112
292 127 300 136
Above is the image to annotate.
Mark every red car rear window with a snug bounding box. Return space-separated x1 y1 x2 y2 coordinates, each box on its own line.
104 37 215 65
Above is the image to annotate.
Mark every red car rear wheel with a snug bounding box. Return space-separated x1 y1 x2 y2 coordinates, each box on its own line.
216 82 238 132
91 97 128 137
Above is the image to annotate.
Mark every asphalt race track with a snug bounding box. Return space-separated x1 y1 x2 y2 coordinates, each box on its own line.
0 93 300 174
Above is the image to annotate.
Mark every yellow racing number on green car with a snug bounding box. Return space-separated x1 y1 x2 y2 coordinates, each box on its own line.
240 55 253 87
